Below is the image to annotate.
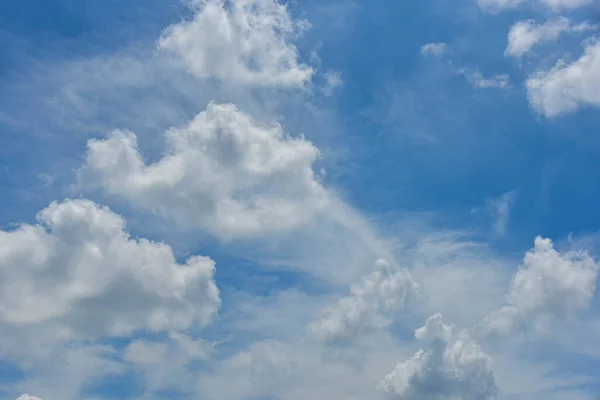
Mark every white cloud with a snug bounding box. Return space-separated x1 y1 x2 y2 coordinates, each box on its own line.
478 0 524 12
158 0 314 87
540 0 594 9
506 18 596 58
79 102 329 241
527 39 600 117
123 333 214 395
484 236 599 335
487 191 517 236
420 42 448 57
15 396 42 400
0 199 220 338
479 0 592 11
311 259 420 342
459 68 511 89
378 313 498 400
322 70 343 95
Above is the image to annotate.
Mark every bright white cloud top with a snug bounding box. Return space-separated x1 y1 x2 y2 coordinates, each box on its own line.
80 102 329 240
379 314 498 400
158 0 314 87
0 199 220 336
526 40 600 117
485 237 599 335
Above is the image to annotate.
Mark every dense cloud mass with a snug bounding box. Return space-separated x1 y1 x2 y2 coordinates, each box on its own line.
379 314 498 400
0 199 220 338
312 259 420 342
80 102 329 240
485 237 599 334
158 0 314 87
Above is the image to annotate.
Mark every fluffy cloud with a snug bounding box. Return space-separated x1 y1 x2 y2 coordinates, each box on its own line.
311 259 419 342
378 313 498 400
158 0 314 87
15 396 42 400
0 199 220 339
485 237 599 335
526 40 600 117
505 18 595 58
420 43 448 57
80 102 329 240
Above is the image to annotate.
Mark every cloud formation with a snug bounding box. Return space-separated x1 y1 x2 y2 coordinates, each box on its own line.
0 199 220 338
378 313 498 400
421 43 448 57
479 0 593 11
311 259 420 342
158 0 314 87
527 40 600 117
80 102 329 240
505 18 595 58
485 237 599 335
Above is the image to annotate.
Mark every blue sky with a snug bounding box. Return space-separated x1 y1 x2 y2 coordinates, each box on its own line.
1 0 600 399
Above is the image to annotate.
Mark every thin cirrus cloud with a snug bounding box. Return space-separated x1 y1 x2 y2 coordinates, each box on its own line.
479 0 593 11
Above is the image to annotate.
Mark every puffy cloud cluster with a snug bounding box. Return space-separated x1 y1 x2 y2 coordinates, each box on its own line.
15 396 42 400
311 259 419 342
378 313 498 400
505 18 595 58
80 102 329 240
526 40 600 117
0 199 220 339
485 237 599 335
158 0 314 87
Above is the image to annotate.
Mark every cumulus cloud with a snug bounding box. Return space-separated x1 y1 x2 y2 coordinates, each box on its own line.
79 102 329 240
506 18 596 58
311 259 420 343
0 199 220 338
378 313 498 400
158 0 314 87
485 237 599 335
420 42 448 57
15 396 42 400
526 40 600 117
